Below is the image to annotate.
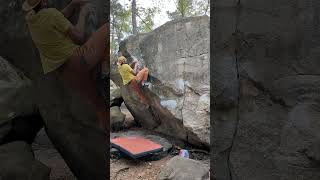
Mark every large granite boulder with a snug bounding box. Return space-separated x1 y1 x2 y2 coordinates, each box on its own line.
213 0 320 179
111 16 210 147
110 80 123 107
0 1 107 179
110 106 125 131
157 156 209 180
0 141 50 180
0 56 36 143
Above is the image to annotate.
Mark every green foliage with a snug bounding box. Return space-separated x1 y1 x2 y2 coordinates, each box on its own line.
167 0 209 20
110 0 160 53
110 41 117 53
137 7 160 33
110 0 132 53
110 0 210 53
192 0 210 16
177 0 192 17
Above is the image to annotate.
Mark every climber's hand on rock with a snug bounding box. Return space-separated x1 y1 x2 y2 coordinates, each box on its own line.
79 4 90 17
71 0 88 7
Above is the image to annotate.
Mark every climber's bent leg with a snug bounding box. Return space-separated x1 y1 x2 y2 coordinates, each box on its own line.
59 58 107 130
130 61 137 69
130 80 149 106
130 68 149 106
74 23 108 70
142 68 148 81
58 23 109 131
134 67 149 84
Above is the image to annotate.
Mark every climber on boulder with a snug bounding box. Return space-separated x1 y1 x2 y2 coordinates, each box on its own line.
117 56 150 106
117 56 150 87
22 0 108 130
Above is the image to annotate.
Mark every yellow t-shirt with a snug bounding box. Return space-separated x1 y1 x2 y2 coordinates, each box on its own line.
26 8 79 74
118 64 135 85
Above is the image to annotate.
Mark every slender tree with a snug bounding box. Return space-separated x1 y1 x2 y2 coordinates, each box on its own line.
177 0 191 17
167 0 210 20
131 0 138 34
137 6 159 33
110 0 131 53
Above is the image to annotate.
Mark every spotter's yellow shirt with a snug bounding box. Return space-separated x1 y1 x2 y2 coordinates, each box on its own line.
26 8 79 74
118 64 135 85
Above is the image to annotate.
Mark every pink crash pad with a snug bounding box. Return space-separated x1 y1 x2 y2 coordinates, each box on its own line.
111 136 163 159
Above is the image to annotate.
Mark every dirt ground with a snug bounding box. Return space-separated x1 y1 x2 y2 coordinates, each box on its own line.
31 104 209 180
34 144 172 180
110 155 173 180
109 131 210 180
33 145 76 180
33 136 209 180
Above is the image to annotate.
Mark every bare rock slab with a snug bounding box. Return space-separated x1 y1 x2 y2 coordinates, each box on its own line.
157 156 209 180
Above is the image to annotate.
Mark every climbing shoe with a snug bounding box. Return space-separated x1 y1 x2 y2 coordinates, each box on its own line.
142 81 151 88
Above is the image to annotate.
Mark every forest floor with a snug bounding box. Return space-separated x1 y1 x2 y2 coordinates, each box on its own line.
32 105 209 180
33 142 76 180
32 130 209 180
110 155 172 180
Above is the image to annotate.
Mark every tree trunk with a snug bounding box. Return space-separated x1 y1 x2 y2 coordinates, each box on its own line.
116 29 122 46
204 0 209 15
131 0 138 34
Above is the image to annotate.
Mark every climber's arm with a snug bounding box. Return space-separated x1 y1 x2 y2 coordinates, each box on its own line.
51 8 83 45
130 59 139 74
61 2 76 19
131 69 136 75
129 61 136 69
126 64 136 75
66 5 89 45
62 0 88 19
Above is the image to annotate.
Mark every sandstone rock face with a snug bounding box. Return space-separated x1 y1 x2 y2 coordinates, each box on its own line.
157 156 209 180
110 106 125 131
110 80 123 107
0 141 50 180
112 16 210 147
110 80 121 100
0 56 36 143
213 0 320 179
